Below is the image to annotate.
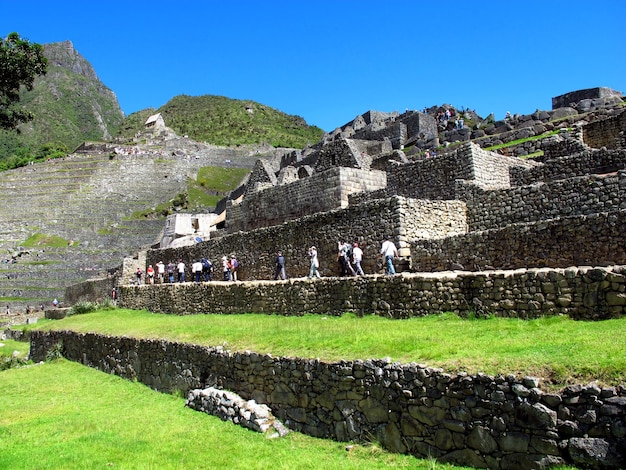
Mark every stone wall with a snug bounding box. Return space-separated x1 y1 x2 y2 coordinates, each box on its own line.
386 143 536 201
146 196 466 281
411 211 626 274
118 266 626 321
64 276 116 305
29 329 626 469
552 87 622 110
583 110 626 150
226 167 387 233
464 172 626 232
510 149 626 186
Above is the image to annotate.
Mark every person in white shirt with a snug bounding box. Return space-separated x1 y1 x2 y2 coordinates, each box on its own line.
380 236 398 275
308 246 321 279
351 242 365 275
192 259 203 282
177 259 186 283
156 260 165 284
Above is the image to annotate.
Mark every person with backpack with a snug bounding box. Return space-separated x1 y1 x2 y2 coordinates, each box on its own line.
202 257 213 281
230 255 239 281
337 240 356 276
274 251 286 280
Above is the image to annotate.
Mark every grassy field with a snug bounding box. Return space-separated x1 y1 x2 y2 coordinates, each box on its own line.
2 309 601 469
2 360 460 469
29 309 626 389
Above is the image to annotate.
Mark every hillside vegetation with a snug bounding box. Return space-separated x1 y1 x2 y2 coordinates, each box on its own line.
0 41 324 170
118 95 325 148
0 41 124 168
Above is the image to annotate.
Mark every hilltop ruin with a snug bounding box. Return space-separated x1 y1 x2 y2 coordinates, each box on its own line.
115 86 626 285
31 87 626 469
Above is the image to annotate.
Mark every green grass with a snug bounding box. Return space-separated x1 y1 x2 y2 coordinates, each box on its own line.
484 130 560 151
0 360 460 469
21 232 72 248
30 309 626 388
196 165 249 192
0 339 29 359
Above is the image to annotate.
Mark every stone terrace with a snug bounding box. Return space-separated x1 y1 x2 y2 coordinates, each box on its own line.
0 143 252 311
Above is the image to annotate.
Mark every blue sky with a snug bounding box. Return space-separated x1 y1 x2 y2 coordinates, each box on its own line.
2 0 624 132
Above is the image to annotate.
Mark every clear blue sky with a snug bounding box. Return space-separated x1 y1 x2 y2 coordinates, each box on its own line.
2 0 624 132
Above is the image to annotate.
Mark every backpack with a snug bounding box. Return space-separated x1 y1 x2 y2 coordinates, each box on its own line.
202 259 212 272
232 259 239 269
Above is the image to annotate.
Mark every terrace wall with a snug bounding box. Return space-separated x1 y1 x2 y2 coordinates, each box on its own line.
30 328 626 469
118 266 626 321
386 143 536 201
411 211 626 273
226 167 387 233
463 172 626 232
146 196 467 281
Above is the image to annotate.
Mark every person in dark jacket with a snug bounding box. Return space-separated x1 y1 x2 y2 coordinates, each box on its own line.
274 251 286 280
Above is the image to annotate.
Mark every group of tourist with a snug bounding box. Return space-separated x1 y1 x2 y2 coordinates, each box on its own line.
130 237 400 285
3 303 47 316
133 255 240 285
306 236 399 279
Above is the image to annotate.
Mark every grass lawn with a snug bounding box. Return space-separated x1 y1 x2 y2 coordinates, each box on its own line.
29 309 626 389
0 360 465 469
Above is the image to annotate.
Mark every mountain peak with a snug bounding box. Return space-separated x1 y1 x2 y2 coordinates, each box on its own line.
44 40 99 81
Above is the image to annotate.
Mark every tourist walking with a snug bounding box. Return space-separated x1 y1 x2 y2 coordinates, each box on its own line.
192 259 203 282
380 236 398 275
230 255 239 281
222 256 231 281
177 259 186 283
337 240 356 276
351 242 365 275
274 251 286 280
202 258 213 281
136 267 142 285
146 264 155 284
308 246 321 279
167 261 175 283
156 260 165 284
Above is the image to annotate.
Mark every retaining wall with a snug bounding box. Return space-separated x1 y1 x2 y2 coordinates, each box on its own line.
464 172 626 232
226 167 387 233
118 266 626 321
29 330 626 469
386 143 536 201
146 196 467 281
510 149 626 186
411 211 626 274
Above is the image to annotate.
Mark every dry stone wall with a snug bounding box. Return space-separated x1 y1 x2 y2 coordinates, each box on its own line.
411 211 626 274
147 196 466 280
118 266 626 321
29 330 626 469
386 143 536 201
583 110 626 150
510 148 626 186
226 167 386 233
464 172 626 232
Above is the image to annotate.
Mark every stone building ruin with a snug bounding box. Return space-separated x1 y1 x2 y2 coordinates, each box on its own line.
59 88 626 469
145 87 626 284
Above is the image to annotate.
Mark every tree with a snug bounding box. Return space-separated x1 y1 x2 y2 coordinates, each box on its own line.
0 32 48 130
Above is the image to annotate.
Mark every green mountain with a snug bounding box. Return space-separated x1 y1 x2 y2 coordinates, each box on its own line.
0 40 325 168
118 94 325 148
0 40 124 165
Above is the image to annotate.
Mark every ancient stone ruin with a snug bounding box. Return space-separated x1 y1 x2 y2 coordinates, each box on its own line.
46 87 626 468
